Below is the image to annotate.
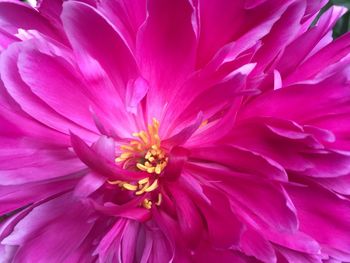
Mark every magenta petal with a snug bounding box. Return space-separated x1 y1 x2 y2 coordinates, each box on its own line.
0 138 86 185
91 135 115 160
94 219 126 262
276 246 322 263
162 112 203 147
97 0 146 50
192 242 253 263
286 32 350 84
2 193 94 262
197 0 246 65
170 63 257 127
277 6 347 78
70 133 146 181
0 27 17 51
316 174 350 195
240 229 276 262
89 199 150 221
73 172 105 197
195 186 244 249
0 1 57 38
61 1 138 94
0 42 97 141
136 0 197 118
125 76 149 114
163 146 189 181
252 1 307 73
0 176 79 216
120 220 140 263
18 49 99 133
190 145 288 181
37 0 63 25
188 164 298 233
167 184 204 248
287 183 350 254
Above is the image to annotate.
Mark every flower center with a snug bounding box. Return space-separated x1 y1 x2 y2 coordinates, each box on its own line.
109 118 167 209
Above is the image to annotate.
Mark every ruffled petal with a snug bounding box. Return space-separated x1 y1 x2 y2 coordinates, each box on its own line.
136 0 197 120
61 1 139 97
287 183 350 256
0 138 85 185
2 193 95 263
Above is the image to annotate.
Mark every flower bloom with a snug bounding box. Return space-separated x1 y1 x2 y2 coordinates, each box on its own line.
1 0 350 262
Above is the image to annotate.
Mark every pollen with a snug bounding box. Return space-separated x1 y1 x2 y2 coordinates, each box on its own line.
109 118 167 210
115 118 168 175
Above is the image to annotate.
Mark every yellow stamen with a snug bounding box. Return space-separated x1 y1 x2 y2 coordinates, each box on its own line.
139 131 149 144
146 167 155 173
142 199 153 209
152 118 160 129
121 183 138 191
155 165 162 175
154 134 161 146
112 118 168 209
155 193 162 206
115 157 124 162
135 181 150 195
138 177 149 185
136 163 148 172
145 179 158 192
120 145 135 151
107 180 122 185
120 152 133 159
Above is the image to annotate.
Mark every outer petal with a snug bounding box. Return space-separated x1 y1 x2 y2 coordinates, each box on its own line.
187 164 298 233
136 0 197 120
276 6 347 78
18 48 99 133
0 42 98 141
189 145 288 181
70 133 147 181
287 183 350 257
61 1 139 96
0 138 86 185
0 1 58 39
2 193 95 263
97 0 147 50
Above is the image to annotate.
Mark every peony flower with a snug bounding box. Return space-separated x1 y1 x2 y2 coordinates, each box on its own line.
1 0 350 262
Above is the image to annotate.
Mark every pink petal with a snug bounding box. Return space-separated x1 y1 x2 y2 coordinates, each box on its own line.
190 145 288 181
73 172 105 197
240 229 277 263
18 48 99 133
61 1 139 96
70 133 147 181
136 0 197 119
97 0 147 50
2 193 94 262
0 42 98 141
287 183 350 254
0 1 58 38
0 138 86 185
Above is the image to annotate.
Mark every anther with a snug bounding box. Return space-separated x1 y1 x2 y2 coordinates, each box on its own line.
142 199 153 209
155 193 162 206
145 179 158 192
122 183 138 191
138 177 149 185
136 182 150 195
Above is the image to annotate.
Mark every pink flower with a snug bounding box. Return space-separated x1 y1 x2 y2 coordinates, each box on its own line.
1 0 350 262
